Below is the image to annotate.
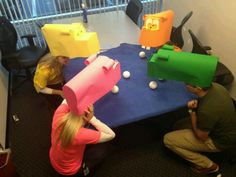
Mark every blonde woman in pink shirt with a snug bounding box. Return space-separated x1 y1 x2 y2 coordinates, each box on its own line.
50 100 115 176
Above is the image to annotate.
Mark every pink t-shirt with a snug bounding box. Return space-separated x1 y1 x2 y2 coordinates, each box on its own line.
49 104 101 175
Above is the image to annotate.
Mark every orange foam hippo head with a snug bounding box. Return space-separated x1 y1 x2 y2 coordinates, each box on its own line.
139 10 174 48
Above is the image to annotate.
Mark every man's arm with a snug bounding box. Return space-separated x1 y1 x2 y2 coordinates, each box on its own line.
190 111 209 141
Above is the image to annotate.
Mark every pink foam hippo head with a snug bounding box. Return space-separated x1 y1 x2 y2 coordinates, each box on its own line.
63 55 121 115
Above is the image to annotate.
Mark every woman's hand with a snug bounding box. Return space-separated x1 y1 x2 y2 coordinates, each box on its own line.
58 90 64 98
52 89 64 98
83 105 94 122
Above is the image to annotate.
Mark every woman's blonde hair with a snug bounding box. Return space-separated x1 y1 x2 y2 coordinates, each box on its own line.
56 112 85 148
38 53 64 78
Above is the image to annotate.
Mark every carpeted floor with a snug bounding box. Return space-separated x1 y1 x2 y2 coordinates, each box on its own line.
7 80 236 177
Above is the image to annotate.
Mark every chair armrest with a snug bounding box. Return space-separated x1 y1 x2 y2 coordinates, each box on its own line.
21 34 36 46
2 52 20 59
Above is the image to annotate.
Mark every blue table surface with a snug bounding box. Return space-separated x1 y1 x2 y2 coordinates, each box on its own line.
64 43 195 127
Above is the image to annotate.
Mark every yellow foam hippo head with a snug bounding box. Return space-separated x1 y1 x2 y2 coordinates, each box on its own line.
41 23 100 58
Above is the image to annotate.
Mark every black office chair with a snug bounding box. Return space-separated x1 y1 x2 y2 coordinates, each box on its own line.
0 16 47 91
188 29 234 86
125 0 143 25
170 11 193 49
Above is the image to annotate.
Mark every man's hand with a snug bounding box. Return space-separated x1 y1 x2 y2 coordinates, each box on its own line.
188 99 198 109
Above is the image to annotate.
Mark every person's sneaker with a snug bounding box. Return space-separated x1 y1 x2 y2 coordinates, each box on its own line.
191 163 219 174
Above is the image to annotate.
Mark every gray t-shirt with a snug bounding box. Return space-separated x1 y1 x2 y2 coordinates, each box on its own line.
197 83 236 150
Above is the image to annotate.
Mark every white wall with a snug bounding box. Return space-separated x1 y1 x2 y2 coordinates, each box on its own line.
163 0 236 99
0 65 9 148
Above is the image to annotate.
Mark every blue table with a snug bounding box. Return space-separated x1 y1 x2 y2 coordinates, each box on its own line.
64 43 195 127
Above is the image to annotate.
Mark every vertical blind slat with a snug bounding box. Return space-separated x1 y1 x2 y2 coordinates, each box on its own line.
14 0 26 47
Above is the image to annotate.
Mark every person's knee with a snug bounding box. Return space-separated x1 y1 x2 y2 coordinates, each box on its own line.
163 132 175 148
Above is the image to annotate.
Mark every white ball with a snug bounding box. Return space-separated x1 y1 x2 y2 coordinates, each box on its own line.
149 81 158 89
111 85 119 94
139 51 146 58
123 71 131 79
